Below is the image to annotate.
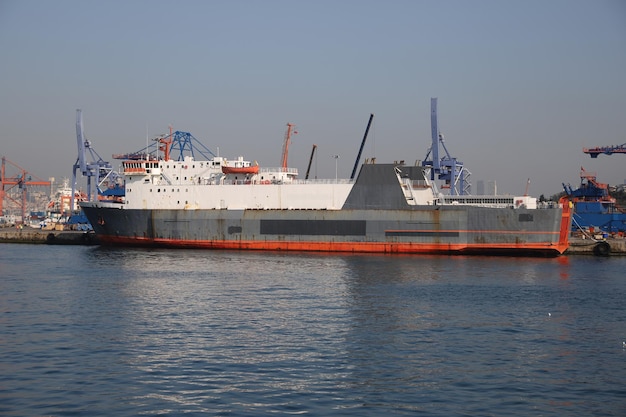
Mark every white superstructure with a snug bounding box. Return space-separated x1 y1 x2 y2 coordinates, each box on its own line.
111 155 538 212
116 156 452 211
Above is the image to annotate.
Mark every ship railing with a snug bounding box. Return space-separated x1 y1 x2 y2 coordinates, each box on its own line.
537 201 562 209
441 196 516 208
220 178 354 186
123 166 146 174
410 179 431 189
259 167 299 175
290 178 353 185
439 197 564 209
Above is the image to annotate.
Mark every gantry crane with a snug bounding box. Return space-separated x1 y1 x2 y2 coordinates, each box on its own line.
583 143 626 158
0 156 51 223
422 98 471 195
71 110 123 212
112 128 216 162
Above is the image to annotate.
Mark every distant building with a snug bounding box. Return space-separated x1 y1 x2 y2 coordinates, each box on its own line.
476 180 484 195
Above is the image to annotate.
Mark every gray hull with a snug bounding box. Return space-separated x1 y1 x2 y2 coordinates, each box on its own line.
81 204 568 256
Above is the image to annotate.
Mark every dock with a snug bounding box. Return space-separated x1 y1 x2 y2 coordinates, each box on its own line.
565 237 626 256
0 228 99 245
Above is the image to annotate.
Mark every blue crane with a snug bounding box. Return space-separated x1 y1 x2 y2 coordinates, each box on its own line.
71 109 122 213
422 98 471 195
112 129 216 162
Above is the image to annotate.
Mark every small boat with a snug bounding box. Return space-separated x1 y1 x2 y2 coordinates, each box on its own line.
221 157 259 175
221 165 259 175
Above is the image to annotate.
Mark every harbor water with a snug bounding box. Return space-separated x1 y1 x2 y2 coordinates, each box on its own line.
1 244 625 416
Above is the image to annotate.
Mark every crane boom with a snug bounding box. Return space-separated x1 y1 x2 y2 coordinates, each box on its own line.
430 98 440 171
76 109 87 174
422 98 471 195
351 113 374 180
281 123 296 170
583 143 626 158
305 144 317 179
72 110 121 212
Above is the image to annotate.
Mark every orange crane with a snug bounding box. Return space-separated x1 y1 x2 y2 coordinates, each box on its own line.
579 166 608 191
1 156 51 223
280 123 297 170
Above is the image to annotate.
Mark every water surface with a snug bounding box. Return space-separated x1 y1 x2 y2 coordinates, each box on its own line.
1 245 625 416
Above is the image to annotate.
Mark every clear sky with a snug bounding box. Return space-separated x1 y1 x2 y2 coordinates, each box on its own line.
1 0 625 198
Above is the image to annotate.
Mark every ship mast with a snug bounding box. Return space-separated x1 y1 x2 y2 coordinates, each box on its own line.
305 144 317 179
158 125 174 162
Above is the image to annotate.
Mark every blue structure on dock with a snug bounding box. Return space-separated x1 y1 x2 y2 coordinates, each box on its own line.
563 167 626 233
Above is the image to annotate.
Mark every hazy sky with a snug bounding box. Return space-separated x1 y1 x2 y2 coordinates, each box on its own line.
1 0 625 198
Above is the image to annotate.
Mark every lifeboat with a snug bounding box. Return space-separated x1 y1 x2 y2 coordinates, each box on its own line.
221 165 259 175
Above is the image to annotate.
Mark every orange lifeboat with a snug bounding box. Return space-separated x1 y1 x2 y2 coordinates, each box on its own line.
221 165 259 175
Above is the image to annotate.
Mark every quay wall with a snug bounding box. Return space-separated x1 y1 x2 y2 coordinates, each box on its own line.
565 237 626 256
0 229 99 245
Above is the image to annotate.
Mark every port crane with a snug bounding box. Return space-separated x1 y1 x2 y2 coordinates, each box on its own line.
583 143 626 158
280 123 297 170
165 130 216 161
112 128 216 162
422 98 471 195
71 110 123 212
0 156 51 223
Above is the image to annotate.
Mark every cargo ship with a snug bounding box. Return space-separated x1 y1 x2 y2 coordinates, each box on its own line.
81 146 572 257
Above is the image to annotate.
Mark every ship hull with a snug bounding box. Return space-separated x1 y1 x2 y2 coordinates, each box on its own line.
81 204 569 256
